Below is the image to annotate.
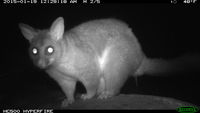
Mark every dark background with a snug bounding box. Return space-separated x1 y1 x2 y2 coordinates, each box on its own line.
0 2 200 108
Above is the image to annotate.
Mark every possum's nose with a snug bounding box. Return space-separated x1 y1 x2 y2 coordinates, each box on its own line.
38 59 46 69
38 58 52 69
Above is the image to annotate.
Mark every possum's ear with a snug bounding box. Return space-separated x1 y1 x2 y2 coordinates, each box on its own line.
19 23 36 42
50 17 64 41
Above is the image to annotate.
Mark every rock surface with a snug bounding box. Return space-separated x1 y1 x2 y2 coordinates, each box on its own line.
63 94 195 110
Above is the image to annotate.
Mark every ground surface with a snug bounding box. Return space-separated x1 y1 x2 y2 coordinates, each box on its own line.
64 94 195 110
1 89 196 109
0 70 199 109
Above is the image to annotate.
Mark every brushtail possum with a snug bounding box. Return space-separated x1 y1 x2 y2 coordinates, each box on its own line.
19 17 191 107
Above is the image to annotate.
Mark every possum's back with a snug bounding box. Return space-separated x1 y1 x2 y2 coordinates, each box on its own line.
66 18 145 75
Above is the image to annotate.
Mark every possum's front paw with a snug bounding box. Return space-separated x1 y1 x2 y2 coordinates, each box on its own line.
98 91 114 99
61 98 74 108
80 94 94 100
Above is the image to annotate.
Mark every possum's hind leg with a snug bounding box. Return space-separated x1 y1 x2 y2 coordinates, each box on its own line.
80 70 100 100
98 47 129 99
98 67 128 99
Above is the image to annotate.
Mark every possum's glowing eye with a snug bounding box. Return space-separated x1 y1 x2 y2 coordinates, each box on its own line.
32 48 38 55
45 46 54 55
48 47 53 53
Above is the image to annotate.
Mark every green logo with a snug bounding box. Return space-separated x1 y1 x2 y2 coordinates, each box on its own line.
177 106 199 113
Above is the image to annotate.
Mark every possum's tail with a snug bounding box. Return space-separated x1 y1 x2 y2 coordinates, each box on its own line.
135 53 200 76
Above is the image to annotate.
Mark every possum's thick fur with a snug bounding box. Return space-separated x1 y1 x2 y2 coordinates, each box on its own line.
19 17 199 107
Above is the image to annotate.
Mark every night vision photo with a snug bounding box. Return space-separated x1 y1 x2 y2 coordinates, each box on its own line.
1 3 200 109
